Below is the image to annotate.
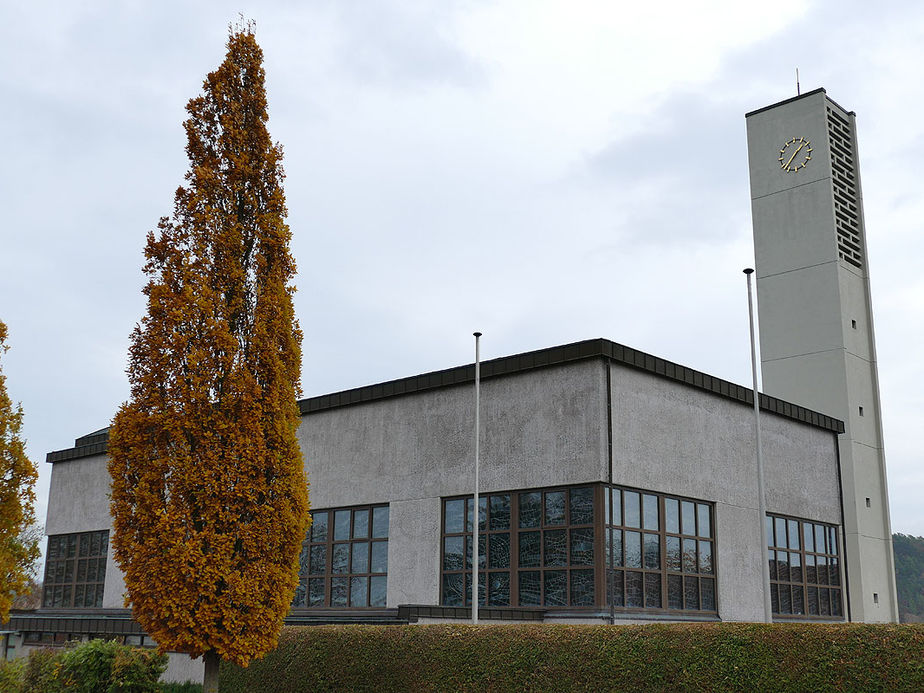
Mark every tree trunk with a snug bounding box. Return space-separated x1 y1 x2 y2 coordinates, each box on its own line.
203 650 220 693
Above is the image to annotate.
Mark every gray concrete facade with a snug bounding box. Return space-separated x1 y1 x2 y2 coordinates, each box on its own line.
746 89 898 622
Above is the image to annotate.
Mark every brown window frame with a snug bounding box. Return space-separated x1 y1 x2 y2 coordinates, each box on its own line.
440 484 598 609
767 513 843 619
42 530 109 609
292 504 389 609
605 487 717 614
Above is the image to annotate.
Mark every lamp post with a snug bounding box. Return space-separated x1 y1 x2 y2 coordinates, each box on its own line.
744 268 773 623
472 331 482 624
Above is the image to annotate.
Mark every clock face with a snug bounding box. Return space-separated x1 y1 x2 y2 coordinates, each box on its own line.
778 136 812 172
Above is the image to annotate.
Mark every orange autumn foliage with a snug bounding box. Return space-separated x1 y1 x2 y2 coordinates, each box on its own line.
108 27 309 668
0 319 40 623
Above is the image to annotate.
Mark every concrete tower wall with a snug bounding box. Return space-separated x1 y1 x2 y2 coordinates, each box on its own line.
746 89 898 622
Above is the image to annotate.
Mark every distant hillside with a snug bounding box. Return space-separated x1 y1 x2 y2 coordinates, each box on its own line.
893 533 924 622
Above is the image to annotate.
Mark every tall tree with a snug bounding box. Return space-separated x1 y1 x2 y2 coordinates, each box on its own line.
0 319 40 623
108 24 308 692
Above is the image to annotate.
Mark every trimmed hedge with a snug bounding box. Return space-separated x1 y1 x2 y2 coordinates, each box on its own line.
219 623 924 692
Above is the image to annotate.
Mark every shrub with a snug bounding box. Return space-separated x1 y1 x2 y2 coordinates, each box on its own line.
219 623 924 693
0 658 24 693
19 647 62 693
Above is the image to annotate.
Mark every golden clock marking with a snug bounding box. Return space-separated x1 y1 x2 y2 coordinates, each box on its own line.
778 137 812 171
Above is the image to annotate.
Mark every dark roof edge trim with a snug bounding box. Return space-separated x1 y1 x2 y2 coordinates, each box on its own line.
47 337 844 464
745 87 827 118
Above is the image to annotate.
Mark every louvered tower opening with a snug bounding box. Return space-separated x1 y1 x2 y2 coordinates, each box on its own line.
826 107 863 269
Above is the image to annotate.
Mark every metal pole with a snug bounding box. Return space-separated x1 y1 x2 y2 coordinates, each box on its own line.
472 331 482 624
744 268 773 623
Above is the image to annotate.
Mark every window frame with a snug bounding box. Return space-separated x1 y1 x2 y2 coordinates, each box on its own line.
766 513 844 620
42 530 109 609
292 504 389 609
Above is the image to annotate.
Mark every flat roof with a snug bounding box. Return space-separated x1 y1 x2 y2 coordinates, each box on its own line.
46 337 844 464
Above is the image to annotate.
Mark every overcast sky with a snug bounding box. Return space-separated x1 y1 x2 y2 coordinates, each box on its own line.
2 1 923 540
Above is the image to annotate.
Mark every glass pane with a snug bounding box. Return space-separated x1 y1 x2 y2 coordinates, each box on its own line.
466 535 486 570
99 532 109 556
370 576 387 607
625 531 641 569
519 531 541 567
807 586 819 615
67 535 77 557
698 541 713 574
518 571 541 606
775 517 787 549
610 529 623 568
488 572 510 606
477 571 486 607
444 536 464 571
682 538 697 573
624 492 640 528
371 541 388 573
309 545 326 574
779 584 792 614
443 573 464 606
803 522 815 552
681 501 695 536
331 577 348 607
776 551 789 581
819 588 830 616
489 533 510 569
766 516 774 547
829 527 838 556
490 495 511 530
805 555 816 584
610 488 622 526
468 496 487 532
666 498 680 534
645 573 661 608
311 577 329 607
684 576 699 610
570 488 594 525
519 492 542 528
350 576 368 607
830 557 840 586
331 544 349 574
789 552 802 583
351 542 369 574
608 570 624 607
788 519 800 550
75 585 85 608
545 491 566 526
666 536 681 572
643 533 660 570
544 571 567 606
543 530 567 567
643 495 658 530
831 590 842 617
79 534 90 557
696 504 711 538
84 559 95 582
353 509 370 539
668 574 683 609
815 525 826 554
816 555 828 585
77 559 87 583
373 506 389 538
48 537 60 560
792 586 804 615
625 571 643 607
333 510 351 541
701 577 716 611
311 512 328 542
571 528 594 566
445 499 465 534
571 569 595 606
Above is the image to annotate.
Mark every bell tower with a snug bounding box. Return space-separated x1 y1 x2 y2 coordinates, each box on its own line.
745 88 898 622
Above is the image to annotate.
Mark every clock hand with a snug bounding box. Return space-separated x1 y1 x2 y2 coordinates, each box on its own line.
784 141 807 169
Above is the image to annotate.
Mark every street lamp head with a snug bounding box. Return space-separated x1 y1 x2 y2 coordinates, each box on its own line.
473 332 482 338
743 268 754 275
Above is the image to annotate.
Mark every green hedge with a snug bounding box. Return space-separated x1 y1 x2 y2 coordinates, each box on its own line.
219 623 924 692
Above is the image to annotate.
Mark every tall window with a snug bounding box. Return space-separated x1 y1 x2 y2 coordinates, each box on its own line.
767 514 843 618
441 486 596 608
42 530 109 608
292 505 389 608
605 489 716 612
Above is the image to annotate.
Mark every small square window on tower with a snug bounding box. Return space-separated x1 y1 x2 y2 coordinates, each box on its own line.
851 319 857 329
859 406 864 416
